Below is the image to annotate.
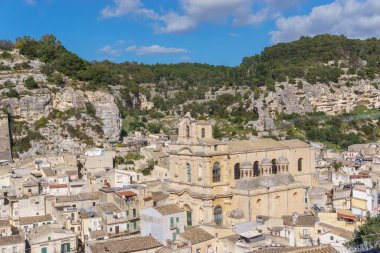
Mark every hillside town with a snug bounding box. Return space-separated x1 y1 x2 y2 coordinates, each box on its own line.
0 113 379 253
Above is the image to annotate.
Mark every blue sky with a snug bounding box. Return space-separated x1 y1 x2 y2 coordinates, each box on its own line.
1 0 380 66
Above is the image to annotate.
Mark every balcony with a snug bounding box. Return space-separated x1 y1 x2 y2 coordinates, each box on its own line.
299 233 311 239
170 223 177 230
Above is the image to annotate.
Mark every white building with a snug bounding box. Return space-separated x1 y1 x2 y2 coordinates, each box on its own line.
0 235 24 253
25 225 77 253
352 186 380 216
141 204 185 245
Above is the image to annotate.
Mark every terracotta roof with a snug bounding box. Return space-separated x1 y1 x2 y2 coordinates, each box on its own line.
42 168 55 177
89 230 107 239
282 214 317 227
116 190 137 197
19 214 53 225
79 192 100 200
280 139 310 149
0 235 24 247
89 235 162 253
56 195 81 203
180 226 214 244
152 191 169 202
318 222 354 240
97 203 122 213
48 184 67 189
255 245 339 253
0 219 10 227
154 204 183 215
228 138 286 153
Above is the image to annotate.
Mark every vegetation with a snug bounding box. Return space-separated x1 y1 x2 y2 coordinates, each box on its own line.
347 214 380 249
24 76 38 89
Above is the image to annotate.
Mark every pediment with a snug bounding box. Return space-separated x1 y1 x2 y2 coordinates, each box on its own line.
178 147 193 155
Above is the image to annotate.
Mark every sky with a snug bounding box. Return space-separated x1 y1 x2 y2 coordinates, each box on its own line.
1 0 380 66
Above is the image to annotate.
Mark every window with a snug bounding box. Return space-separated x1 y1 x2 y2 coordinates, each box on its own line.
48 236 51 241
2 248 6 253
271 159 277 174
201 128 205 138
234 163 240 180
12 246 17 253
330 235 334 241
212 162 221 182
41 247 47 253
35 202 39 205
186 125 190 138
214 206 223 226
187 211 192 226
298 158 303 172
28 188 32 193
132 209 136 217
93 202 96 207
133 221 137 230
170 217 174 228
176 217 179 222
172 232 177 241
253 161 260 177
176 228 180 234
214 145 217 151
186 162 191 182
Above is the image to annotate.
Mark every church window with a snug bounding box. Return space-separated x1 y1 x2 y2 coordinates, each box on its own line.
298 158 303 171
253 161 260 177
186 125 190 138
234 163 240 180
186 162 191 182
212 162 221 182
272 159 277 174
214 206 223 225
201 128 205 138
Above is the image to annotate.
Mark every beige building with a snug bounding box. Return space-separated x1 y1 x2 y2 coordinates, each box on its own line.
167 113 317 226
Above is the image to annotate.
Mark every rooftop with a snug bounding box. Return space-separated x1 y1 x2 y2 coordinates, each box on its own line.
154 204 183 215
89 235 162 253
19 214 53 225
180 226 214 244
0 235 24 247
282 214 317 227
255 245 339 253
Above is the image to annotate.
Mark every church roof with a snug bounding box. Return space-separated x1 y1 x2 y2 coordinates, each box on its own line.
241 160 252 169
235 174 295 190
228 139 286 153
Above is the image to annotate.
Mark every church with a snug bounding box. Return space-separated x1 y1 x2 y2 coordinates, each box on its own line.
167 113 317 227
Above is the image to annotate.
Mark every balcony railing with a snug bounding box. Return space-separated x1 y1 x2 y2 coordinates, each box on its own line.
299 233 311 239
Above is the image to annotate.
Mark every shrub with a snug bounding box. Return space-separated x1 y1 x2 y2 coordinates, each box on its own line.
5 88 19 98
24 77 38 89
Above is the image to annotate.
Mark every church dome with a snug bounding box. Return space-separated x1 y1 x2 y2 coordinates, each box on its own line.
261 158 271 166
277 156 289 164
241 160 252 169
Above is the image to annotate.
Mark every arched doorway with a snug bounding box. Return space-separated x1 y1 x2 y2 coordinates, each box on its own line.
272 159 277 174
234 163 240 180
214 206 223 226
253 161 260 177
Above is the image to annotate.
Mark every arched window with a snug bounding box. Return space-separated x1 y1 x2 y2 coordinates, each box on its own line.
214 206 223 225
186 125 190 138
256 199 262 207
201 128 205 138
234 163 240 180
253 161 260 177
272 159 277 174
298 158 303 172
212 162 221 182
186 162 191 182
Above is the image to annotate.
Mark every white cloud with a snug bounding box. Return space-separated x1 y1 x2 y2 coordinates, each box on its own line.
179 56 191 61
101 0 159 19
26 0 36 5
100 0 301 33
126 45 187 55
99 45 122 57
270 0 380 43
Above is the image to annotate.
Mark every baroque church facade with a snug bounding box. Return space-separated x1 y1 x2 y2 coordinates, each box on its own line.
167 113 317 227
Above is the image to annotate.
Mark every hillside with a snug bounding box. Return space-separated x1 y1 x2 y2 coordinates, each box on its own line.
0 34 379 158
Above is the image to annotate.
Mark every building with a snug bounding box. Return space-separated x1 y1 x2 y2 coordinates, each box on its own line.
25 225 77 253
140 204 185 244
351 186 380 216
179 226 215 253
167 113 316 226
0 235 24 253
282 213 318 247
86 236 162 253
19 214 53 232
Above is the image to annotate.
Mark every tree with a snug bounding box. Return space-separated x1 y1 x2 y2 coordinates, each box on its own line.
331 161 343 172
347 214 380 249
